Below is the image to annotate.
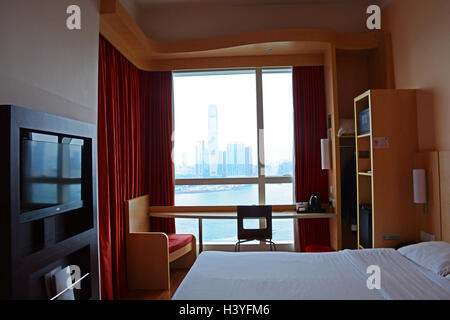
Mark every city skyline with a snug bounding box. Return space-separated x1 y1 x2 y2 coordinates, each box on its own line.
185 104 256 177
176 103 293 178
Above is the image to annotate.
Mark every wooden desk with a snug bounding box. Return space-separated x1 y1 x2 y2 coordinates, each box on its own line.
149 209 336 252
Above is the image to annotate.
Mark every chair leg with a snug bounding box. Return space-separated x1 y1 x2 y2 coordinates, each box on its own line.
268 240 276 251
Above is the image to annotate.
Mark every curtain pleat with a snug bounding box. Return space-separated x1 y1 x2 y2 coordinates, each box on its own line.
141 71 176 233
293 66 330 251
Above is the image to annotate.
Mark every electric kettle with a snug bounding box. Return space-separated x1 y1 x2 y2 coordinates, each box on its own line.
308 194 324 212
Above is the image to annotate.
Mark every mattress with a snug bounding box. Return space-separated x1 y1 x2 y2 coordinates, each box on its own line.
172 248 450 300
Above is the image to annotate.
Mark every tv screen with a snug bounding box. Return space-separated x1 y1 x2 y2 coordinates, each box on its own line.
21 131 84 214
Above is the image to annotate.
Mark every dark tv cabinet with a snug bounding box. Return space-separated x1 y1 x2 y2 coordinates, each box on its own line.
0 105 100 300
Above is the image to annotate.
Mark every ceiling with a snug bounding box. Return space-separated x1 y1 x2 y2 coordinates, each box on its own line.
134 0 387 6
120 0 393 42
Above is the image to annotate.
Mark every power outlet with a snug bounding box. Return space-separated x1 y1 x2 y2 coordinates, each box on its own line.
329 198 335 208
420 231 435 242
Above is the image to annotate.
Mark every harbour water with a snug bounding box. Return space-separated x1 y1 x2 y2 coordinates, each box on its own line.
175 184 294 242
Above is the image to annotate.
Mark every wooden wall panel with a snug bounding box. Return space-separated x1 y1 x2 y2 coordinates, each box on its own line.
439 152 450 242
336 50 370 119
370 90 418 248
323 44 341 251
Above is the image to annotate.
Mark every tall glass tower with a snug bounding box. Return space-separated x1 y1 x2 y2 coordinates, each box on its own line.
208 104 219 176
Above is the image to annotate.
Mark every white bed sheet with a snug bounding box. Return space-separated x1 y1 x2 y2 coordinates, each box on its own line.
172 248 450 300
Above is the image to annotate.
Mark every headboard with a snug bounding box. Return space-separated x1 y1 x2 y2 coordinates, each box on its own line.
414 151 450 242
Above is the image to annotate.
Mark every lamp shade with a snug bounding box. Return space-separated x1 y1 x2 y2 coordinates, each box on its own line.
321 138 331 170
413 169 427 204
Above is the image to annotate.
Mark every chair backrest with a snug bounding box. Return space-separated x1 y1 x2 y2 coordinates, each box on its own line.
237 205 272 240
125 195 150 234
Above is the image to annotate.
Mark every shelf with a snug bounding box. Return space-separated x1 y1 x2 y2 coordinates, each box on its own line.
357 133 371 139
354 90 371 102
358 172 372 177
338 135 355 139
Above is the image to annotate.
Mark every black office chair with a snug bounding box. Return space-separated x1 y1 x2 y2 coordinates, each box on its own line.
234 205 276 252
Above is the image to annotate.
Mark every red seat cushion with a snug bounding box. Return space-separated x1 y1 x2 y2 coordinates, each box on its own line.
168 234 194 253
305 245 331 252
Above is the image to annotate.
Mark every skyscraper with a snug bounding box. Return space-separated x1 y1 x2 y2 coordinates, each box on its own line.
236 143 245 176
226 143 235 176
195 140 208 177
245 146 253 176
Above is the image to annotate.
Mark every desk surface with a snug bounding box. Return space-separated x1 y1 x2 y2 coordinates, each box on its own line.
149 211 336 219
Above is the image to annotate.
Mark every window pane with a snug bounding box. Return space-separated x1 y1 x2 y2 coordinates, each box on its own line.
266 183 294 242
265 183 294 205
175 184 258 206
175 218 199 241
262 69 294 177
175 218 238 244
176 219 239 244
272 219 294 242
203 219 237 243
243 218 262 229
173 71 258 178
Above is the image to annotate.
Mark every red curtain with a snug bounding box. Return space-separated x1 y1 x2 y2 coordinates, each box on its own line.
293 66 330 251
98 36 174 299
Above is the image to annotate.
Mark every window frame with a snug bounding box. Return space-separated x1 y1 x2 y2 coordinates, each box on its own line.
172 67 296 246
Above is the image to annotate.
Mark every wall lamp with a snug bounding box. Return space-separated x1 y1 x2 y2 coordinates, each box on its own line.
413 169 428 213
321 138 331 170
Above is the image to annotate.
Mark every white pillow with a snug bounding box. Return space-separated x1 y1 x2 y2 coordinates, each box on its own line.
398 241 450 277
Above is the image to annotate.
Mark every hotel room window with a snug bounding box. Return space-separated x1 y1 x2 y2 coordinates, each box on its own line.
173 69 294 244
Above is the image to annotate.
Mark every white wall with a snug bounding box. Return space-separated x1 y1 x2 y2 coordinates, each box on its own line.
0 0 99 124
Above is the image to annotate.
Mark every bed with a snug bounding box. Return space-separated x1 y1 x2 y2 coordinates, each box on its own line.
172 243 450 300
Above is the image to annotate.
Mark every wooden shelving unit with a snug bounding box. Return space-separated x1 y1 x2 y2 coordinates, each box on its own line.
333 42 394 251
354 90 418 249
0 106 100 300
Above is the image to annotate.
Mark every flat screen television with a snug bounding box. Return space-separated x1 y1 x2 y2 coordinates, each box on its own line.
20 130 85 221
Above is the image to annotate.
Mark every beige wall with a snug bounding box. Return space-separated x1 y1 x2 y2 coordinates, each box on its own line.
0 0 99 124
383 0 450 151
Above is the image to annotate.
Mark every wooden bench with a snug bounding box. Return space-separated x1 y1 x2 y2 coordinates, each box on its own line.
125 195 197 290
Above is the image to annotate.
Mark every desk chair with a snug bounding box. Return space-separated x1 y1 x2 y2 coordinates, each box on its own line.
234 205 276 252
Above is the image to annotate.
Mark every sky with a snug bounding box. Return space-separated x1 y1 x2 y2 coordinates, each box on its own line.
173 70 294 167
